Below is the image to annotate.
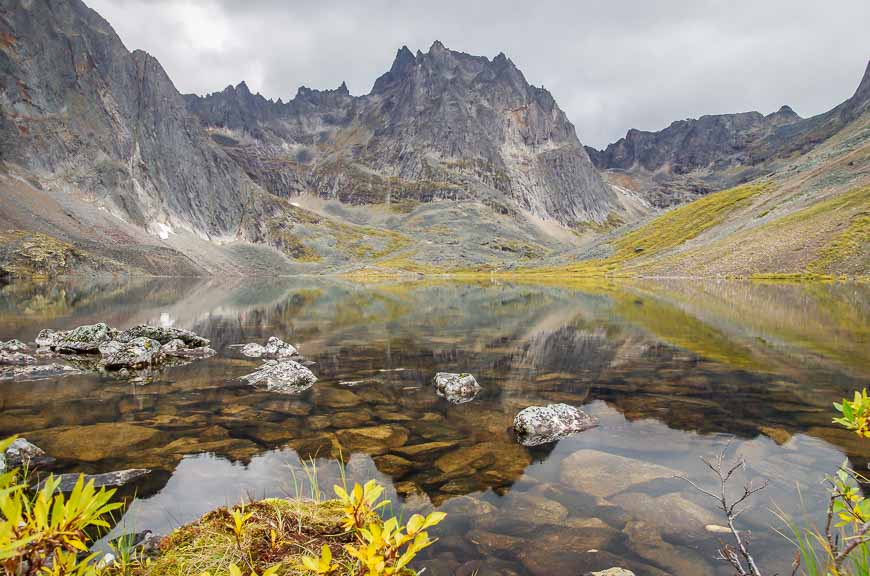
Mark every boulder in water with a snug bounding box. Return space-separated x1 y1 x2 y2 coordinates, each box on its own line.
162 338 216 358
242 359 317 394
55 323 114 353
513 403 597 446
240 336 298 359
0 339 29 352
433 372 481 404
117 325 209 347
101 337 163 369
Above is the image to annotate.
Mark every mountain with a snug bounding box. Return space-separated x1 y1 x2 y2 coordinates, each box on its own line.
0 0 619 276
537 61 870 278
587 62 870 207
184 41 616 226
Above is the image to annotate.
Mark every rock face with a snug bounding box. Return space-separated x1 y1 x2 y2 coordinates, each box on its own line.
513 403 597 446
241 359 317 393
433 372 481 404
186 41 615 225
0 0 264 240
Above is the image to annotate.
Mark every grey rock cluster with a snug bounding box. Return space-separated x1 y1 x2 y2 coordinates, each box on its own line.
513 403 598 446
3 323 214 379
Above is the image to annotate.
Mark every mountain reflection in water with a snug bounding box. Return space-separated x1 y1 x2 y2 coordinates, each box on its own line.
1 277 868 576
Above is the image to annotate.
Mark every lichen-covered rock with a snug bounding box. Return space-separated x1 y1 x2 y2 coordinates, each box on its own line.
513 403 597 446
241 337 298 359
0 363 81 381
35 328 60 348
101 337 162 369
241 343 266 358
0 339 29 352
37 323 113 353
587 569 636 576
433 372 481 404
0 351 36 365
162 338 216 358
242 360 317 393
118 325 209 348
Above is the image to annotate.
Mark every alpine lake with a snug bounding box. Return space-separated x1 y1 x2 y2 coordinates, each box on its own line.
1 276 868 576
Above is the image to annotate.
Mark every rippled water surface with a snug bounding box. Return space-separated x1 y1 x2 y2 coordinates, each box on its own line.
1 277 868 575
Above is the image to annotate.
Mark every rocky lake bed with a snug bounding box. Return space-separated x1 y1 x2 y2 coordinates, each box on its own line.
0 276 868 575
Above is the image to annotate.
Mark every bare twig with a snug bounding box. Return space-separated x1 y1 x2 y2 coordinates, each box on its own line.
676 438 766 576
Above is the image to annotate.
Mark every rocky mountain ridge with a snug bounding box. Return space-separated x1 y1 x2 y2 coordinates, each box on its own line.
184 41 616 225
587 61 870 207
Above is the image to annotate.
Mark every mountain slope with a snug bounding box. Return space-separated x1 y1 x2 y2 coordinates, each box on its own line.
529 86 870 279
588 61 870 209
185 42 616 226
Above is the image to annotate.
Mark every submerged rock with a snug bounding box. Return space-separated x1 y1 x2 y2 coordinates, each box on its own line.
513 403 597 446
240 336 298 359
0 350 36 365
101 337 162 369
36 468 151 492
241 359 317 393
559 450 678 499
0 339 29 352
0 363 81 381
433 372 481 404
118 325 209 348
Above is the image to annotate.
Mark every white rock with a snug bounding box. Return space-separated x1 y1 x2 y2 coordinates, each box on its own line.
433 372 481 404
513 403 597 446
242 359 317 394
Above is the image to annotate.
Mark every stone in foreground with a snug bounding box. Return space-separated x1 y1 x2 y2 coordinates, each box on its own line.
587 569 636 576
101 337 162 369
433 372 481 404
242 359 317 394
36 468 152 492
513 403 597 446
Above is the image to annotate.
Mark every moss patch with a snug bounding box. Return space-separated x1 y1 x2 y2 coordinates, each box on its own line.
139 499 359 576
0 230 128 277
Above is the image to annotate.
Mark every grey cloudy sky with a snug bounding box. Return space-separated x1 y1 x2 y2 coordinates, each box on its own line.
89 0 869 148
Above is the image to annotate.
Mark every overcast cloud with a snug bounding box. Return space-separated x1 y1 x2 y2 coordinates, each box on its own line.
88 0 869 148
